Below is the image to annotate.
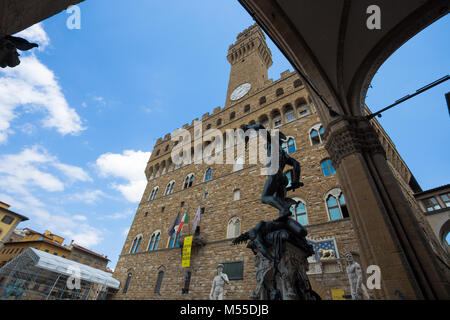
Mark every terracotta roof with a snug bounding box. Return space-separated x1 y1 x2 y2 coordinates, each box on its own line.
72 243 109 261
4 239 71 252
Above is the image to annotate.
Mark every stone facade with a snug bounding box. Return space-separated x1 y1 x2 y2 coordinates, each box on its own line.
113 25 423 300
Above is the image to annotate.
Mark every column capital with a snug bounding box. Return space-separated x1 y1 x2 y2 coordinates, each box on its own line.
324 116 385 168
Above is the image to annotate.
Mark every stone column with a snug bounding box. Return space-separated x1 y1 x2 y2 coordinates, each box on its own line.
325 116 449 299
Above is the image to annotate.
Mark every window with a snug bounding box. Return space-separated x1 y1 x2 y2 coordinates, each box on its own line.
221 261 244 280
154 271 164 294
294 79 303 88
234 189 240 201
217 119 222 126
130 235 143 254
149 186 159 201
291 200 308 226
244 105 250 113
206 124 211 130
423 197 441 212
272 111 282 128
297 104 309 117
227 217 241 238
321 159 336 176
230 112 236 120
285 170 293 188
282 137 296 154
310 125 325 145
204 168 212 182
326 190 349 221
182 271 191 294
284 105 295 122
1 215 14 225
156 150 160 156
259 115 269 129
183 174 194 189
148 231 161 251
123 273 132 294
259 96 266 105
168 231 180 248
440 193 450 207
276 88 284 96
144 212 148 217
165 181 175 195
161 207 165 213
204 192 209 199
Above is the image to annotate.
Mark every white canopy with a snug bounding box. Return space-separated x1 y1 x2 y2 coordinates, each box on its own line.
12 248 120 289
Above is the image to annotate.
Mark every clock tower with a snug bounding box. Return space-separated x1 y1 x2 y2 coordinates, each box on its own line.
225 24 273 107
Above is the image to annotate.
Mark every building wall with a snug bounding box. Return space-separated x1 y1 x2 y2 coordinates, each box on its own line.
113 26 430 300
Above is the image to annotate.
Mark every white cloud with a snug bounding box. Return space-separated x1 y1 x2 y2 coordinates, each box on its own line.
96 150 150 202
14 23 50 51
68 190 108 204
0 24 84 144
73 215 88 221
105 210 132 220
0 145 91 195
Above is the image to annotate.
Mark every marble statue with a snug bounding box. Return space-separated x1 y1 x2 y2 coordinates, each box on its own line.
209 264 230 300
344 252 370 300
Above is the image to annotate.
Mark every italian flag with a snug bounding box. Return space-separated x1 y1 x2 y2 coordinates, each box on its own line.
177 209 189 235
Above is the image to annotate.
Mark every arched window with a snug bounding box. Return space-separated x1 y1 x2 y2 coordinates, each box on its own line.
123 272 132 294
276 88 284 96
244 105 251 113
272 110 282 128
297 104 309 117
164 181 175 195
325 189 349 221
283 104 295 122
227 217 241 238
290 199 308 226
148 231 161 251
168 230 180 248
321 159 336 176
285 170 293 188
293 79 303 88
258 115 270 129
130 235 143 254
309 124 325 145
204 168 212 182
183 174 194 189
233 156 244 172
230 112 236 120
154 270 164 294
217 119 222 126
282 137 296 154
149 186 159 201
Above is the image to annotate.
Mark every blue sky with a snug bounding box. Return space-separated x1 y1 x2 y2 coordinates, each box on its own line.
0 1 448 269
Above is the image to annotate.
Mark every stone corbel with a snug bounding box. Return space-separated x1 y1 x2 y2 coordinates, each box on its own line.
324 116 386 168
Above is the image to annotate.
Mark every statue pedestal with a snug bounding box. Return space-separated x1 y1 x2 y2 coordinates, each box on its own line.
245 221 319 300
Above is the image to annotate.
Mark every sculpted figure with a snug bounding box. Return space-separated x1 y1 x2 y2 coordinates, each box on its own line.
209 264 230 300
241 123 303 221
0 36 38 68
345 252 370 300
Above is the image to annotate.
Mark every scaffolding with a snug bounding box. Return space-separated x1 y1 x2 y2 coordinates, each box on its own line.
0 248 119 300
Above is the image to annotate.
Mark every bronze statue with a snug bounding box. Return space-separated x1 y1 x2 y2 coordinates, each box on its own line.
241 123 303 221
233 123 318 300
0 35 38 68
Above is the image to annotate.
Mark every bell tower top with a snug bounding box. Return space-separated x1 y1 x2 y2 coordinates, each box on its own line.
225 24 273 107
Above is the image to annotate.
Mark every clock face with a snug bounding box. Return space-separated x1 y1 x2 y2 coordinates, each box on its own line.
230 83 251 101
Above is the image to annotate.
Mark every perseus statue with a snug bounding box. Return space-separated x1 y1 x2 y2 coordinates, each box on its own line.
241 123 303 221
